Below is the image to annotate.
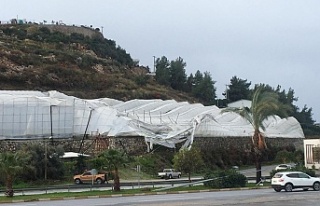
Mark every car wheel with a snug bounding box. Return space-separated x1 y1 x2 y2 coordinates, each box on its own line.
96 178 103 184
274 188 281 192
168 175 172 179
74 178 81 184
178 174 181 178
284 183 293 192
313 182 320 191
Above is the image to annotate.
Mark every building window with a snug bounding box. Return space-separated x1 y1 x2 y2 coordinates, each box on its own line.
313 147 320 163
306 144 314 164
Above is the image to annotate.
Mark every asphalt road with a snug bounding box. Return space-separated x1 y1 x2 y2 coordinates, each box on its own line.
8 188 320 206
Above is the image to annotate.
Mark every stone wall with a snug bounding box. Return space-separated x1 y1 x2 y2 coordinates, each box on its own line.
0 136 148 156
0 136 304 155
193 136 304 151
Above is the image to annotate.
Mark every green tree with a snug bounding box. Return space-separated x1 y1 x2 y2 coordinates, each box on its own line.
99 149 128 191
155 56 171 86
192 71 216 105
222 85 291 183
169 57 187 91
193 70 203 86
185 73 194 93
0 151 31 197
173 146 204 182
228 76 251 102
295 105 315 125
198 72 216 105
275 150 294 163
20 142 65 181
293 105 319 135
275 86 297 111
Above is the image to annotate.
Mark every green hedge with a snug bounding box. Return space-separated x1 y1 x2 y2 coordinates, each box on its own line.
204 170 247 188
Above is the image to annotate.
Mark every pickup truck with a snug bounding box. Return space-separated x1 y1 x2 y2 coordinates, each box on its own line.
158 169 181 179
73 169 107 184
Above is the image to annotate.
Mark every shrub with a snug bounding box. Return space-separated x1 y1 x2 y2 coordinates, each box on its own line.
275 150 293 163
134 75 149 86
204 170 247 188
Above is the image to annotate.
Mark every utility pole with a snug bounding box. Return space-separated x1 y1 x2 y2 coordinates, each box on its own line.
225 84 229 101
222 84 230 101
153 56 156 73
44 139 47 181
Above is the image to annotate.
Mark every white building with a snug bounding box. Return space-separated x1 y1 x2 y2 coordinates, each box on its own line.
304 139 320 169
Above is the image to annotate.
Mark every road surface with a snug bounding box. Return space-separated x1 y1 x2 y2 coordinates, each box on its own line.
8 188 320 206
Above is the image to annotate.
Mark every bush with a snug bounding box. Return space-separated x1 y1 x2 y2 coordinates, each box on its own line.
275 150 293 163
204 170 247 188
134 75 149 86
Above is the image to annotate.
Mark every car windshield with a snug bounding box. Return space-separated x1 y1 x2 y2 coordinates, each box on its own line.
273 173 283 178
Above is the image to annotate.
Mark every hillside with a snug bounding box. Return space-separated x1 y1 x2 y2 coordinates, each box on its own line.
0 24 197 102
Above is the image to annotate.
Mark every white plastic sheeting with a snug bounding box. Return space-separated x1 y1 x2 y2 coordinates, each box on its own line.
60 152 90 158
0 90 304 148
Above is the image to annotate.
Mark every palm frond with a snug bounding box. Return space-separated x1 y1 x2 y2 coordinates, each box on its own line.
221 106 253 126
223 85 291 133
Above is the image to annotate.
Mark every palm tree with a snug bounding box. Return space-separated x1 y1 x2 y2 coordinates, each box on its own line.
100 149 128 191
222 85 291 183
0 151 30 197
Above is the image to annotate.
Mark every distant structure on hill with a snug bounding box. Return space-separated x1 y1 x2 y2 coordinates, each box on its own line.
0 18 103 38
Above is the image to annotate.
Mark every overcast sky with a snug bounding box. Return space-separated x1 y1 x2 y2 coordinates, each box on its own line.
2 0 320 122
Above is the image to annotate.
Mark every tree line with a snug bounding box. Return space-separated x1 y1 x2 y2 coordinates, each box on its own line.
155 56 216 105
154 56 319 135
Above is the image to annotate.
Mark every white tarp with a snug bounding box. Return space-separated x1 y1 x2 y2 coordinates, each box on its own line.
61 152 90 158
0 90 305 148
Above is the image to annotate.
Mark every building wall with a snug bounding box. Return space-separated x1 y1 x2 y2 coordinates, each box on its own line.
304 139 320 169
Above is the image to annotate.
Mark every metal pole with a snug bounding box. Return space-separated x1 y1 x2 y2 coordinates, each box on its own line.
50 105 53 144
45 139 47 181
153 56 156 73
79 109 93 153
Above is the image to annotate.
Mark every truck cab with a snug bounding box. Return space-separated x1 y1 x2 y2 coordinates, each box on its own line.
73 169 107 184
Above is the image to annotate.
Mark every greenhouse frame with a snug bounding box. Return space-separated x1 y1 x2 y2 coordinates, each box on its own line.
0 90 304 149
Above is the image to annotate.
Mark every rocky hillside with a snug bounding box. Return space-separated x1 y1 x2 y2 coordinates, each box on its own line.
0 24 197 102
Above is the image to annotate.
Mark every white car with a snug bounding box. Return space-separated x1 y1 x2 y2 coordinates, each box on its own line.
275 164 292 171
271 171 320 192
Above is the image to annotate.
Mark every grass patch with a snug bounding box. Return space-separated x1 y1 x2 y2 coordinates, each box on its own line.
246 182 271 187
0 187 160 203
165 185 210 192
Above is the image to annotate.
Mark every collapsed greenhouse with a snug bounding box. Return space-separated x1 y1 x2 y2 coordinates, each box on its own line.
0 90 304 149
